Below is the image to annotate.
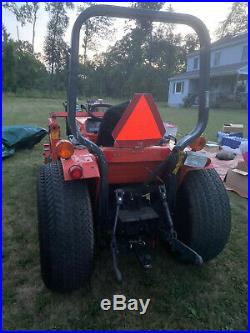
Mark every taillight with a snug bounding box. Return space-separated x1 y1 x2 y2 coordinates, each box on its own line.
68 165 83 179
56 140 74 159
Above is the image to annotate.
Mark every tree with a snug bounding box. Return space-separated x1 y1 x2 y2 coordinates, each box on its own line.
3 2 40 53
86 2 194 100
182 33 199 54
24 2 39 53
78 2 114 64
44 2 74 90
3 2 27 25
176 33 199 71
14 40 48 90
73 1 202 100
2 26 16 92
2 26 48 93
131 1 165 30
130 2 165 67
2 24 10 44
216 2 248 38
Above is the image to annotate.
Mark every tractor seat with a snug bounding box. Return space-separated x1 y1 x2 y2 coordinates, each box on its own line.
96 101 129 147
97 94 166 148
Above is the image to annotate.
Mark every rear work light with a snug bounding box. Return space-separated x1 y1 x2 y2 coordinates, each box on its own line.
56 140 74 159
68 165 83 179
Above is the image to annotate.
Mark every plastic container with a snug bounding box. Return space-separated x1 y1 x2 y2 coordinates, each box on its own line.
164 122 178 138
217 131 246 149
223 136 247 149
217 131 243 145
240 141 248 166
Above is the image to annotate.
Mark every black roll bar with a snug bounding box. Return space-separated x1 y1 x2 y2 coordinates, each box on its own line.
68 4 210 150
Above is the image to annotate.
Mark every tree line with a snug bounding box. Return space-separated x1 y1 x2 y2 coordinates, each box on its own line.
2 2 248 100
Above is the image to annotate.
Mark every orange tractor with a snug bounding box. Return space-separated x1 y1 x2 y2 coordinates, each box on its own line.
37 5 231 293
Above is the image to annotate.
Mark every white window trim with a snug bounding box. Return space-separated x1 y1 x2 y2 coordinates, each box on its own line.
174 81 184 94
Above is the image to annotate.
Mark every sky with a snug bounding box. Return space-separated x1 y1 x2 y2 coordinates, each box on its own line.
2 1 236 55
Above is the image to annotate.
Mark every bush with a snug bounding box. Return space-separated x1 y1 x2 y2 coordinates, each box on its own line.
183 94 196 108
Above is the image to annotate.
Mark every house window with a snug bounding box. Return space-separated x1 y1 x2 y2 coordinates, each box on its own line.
214 51 221 66
193 57 199 70
241 45 248 62
174 81 184 94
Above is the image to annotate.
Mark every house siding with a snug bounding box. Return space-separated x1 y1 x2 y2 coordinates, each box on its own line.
168 79 189 107
187 38 247 72
168 33 248 107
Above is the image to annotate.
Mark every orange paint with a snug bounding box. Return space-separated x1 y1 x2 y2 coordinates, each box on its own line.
112 94 165 147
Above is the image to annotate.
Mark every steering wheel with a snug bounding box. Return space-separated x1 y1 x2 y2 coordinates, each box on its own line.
87 103 113 120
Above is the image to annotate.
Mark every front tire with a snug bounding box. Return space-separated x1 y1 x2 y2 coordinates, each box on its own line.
37 161 94 292
174 169 231 262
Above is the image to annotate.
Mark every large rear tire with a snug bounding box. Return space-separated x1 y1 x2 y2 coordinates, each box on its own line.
37 161 94 292
174 168 231 262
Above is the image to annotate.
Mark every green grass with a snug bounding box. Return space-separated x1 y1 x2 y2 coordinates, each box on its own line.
158 102 248 140
2 96 248 330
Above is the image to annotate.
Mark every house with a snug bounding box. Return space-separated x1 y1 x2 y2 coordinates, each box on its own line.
168 32 248 108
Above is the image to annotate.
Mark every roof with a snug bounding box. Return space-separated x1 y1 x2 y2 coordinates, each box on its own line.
188 32 248 57
169 62 248 81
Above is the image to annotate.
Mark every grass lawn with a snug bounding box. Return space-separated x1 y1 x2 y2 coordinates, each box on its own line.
2 96 248 330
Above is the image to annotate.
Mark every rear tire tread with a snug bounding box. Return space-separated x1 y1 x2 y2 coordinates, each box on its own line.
37 160 94 292
175 169 231 262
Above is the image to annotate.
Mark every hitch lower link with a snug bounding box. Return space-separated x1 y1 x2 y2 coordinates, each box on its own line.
111 189 124 283
158 185 203 265
111 186 203 283
111 189 153 283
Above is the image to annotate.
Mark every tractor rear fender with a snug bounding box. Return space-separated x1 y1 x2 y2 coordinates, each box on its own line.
60 149 100 181
177 162 214 186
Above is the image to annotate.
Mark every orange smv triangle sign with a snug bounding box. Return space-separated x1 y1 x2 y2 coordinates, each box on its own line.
112 93 165 147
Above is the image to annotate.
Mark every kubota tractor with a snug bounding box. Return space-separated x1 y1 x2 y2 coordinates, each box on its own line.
37 5 231 293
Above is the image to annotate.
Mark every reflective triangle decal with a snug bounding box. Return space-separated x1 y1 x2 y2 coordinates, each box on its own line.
112 93 165 147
